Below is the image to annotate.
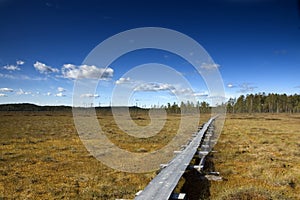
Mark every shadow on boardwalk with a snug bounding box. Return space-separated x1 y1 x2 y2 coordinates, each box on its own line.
180 153 216 200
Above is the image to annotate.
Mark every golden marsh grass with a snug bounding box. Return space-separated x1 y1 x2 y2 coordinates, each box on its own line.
0 112 299 199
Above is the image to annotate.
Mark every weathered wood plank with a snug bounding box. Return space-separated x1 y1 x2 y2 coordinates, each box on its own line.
134 116 217 200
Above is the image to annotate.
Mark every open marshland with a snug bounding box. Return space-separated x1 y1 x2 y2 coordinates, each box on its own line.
210 114 300 200
0 111 299 199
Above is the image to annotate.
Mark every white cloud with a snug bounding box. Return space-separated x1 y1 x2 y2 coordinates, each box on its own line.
55 92 66 97
2 60 24 71
16 60 25 65
227 83 236 88
200 63 220 70
57 87 66 92
0 88 13 92
62 64 113 79
0 73 15 79
193 91 209 97
171 88 193 95
3 65 20 71
134 83 175 92
80 93 100 98
47 92 51 96
34 61 59 74
16 89 31 95
0 73 47 81
226 82 256 93
170 88 209 98
227 83 257 93
0 93 7 97
132 82 207 99
115 77 131 84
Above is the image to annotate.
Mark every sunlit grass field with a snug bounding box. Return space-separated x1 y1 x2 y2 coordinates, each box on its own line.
0 111 299 199
211 114 300 200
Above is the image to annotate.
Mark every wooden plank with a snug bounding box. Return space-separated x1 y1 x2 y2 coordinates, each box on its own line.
170 193 187 200
134 117 217 200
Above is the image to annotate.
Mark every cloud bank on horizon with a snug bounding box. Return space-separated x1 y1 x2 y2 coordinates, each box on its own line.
0 58 216 106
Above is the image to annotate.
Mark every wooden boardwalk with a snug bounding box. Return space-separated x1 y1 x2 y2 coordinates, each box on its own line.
135 116 217 200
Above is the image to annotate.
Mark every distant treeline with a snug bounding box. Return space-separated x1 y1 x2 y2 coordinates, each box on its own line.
0 103 148 113
226 93 300 113
153 101 211 114
1 93 300 114
154 93 300 114
0 102 210 114
0 103 72 112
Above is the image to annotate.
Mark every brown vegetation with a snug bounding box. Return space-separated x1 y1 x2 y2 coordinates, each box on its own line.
0 111 208 199
210 113 300 200
0 111 299 199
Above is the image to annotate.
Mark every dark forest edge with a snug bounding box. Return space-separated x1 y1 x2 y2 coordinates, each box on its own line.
225 93 300 113
1 93 300 113
0 103 146 112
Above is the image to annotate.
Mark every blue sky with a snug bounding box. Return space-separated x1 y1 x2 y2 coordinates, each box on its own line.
0 0 299 106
